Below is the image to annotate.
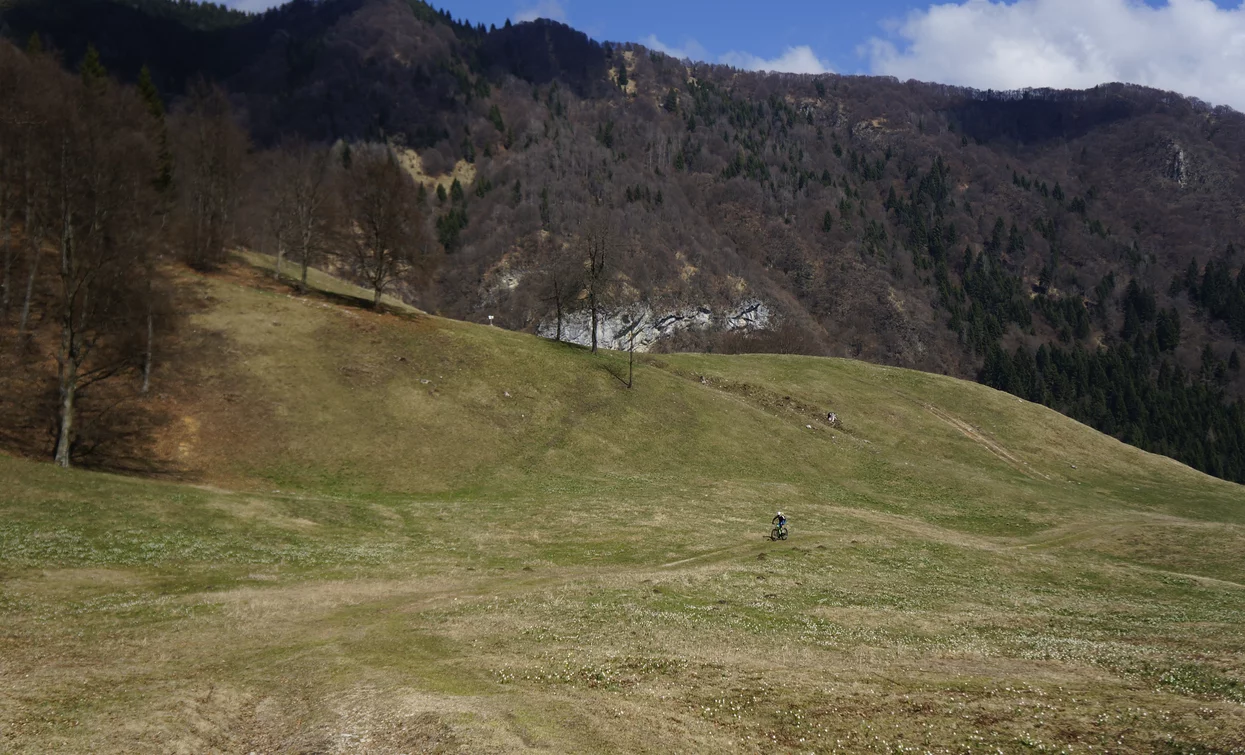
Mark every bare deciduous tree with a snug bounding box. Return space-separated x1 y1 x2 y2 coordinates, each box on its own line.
581 215 615 353
172 80 247 272
342 147 423 307
47 51 159 467
0 44 22 318
273 140 336 292
537 235 582 342
2 46 58 345
136 65 174 395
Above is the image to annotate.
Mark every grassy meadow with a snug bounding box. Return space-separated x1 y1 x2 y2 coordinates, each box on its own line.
1 257 1243 752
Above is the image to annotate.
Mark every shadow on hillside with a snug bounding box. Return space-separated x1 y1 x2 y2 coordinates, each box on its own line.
949 91 1139 146
0 337 182 477
294 284 422 321
233 251 426 322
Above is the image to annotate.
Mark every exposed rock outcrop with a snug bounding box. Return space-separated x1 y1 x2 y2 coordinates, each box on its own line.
537 300 773 351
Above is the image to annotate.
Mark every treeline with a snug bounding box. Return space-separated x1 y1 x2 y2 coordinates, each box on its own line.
983 340 1245 482
1172 251 1245 340
0 40 172 468
979 277 1245 482
0 39 429 469
112 0 251 29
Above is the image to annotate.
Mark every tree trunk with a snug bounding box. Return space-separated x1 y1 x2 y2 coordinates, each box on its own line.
374 285 383 308
627 331 635 389
54 157 77 468
16 242 40 341
299 241 310 293
1 208 11 316
298 225 312 293
141 307 154 394
274 228 284 280
0 145 8 314
589 287 598 353
17 163 37 338
554 289 563 342
54 333 77 468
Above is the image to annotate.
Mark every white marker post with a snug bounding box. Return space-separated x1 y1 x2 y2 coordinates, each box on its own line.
488 315 495 326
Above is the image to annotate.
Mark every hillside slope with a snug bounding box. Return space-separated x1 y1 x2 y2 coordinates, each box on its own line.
162 257 1238 518
2 258 1243 752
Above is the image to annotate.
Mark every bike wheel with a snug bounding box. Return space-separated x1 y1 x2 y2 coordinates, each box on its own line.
778 527 789 541
770 527 782 541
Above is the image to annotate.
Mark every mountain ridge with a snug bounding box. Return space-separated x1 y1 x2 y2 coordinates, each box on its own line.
3 0 1245 482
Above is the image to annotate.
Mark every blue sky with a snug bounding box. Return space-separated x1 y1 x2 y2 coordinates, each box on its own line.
224 0 1245 110
439 0 895 73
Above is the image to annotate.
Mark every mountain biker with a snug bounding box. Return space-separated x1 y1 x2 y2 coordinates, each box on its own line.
772 511 787 532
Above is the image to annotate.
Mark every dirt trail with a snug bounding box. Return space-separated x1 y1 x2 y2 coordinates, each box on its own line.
659 534 827 568
1013 519 1140 550
923 403 1051 482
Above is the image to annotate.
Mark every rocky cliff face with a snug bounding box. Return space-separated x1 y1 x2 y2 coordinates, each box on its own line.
537 300 773 351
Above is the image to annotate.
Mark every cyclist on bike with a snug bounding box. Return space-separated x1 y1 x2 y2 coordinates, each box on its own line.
772 511 787 532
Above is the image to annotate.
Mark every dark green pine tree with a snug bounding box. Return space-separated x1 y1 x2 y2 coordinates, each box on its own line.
26 32 43 54
1201 344 1220 382
663 88 679 113
137 66 173 194
137 65 164 120
79 44 107 90
1155 308 1181 352
822 210 833 233
617 61 629 89
488 104 505 133
1182 259 1200 295
986 217 1006 257
450 178 464 204
1006 223 1026 256
436 184 448 204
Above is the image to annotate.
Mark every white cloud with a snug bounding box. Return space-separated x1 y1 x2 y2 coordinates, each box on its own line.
720 45 834 75
867 0 1245 110
641 34 709 62
515 0 568 24
643 34 831 74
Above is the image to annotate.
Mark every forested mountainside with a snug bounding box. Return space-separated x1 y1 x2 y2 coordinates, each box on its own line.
3 0 1245 482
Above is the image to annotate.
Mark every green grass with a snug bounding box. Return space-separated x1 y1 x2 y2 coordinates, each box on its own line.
1 260 1243 752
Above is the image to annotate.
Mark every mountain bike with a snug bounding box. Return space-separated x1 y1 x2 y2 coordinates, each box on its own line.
770 524 789 541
